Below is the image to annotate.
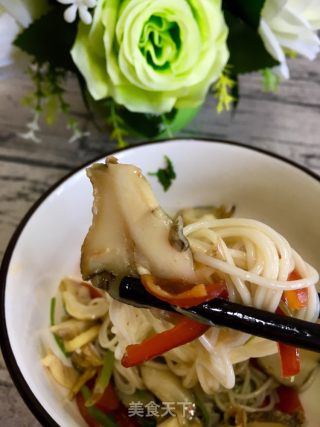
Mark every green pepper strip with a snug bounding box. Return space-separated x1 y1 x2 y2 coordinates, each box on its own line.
86 350 115 407
50 297 69 357
81 386 118 427
195 395 210 427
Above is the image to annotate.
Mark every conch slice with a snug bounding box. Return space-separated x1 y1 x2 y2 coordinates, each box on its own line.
81 158 196 284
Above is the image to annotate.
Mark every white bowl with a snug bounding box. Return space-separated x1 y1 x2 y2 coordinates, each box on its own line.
1 139 320 426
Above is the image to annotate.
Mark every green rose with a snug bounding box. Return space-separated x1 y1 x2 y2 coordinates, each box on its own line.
71 0 229 114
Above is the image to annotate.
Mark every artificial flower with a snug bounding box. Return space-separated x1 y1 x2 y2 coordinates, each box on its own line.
260 0 320 79
57 0 97 25
71 0 229 115
19 111 41 143
0 0 48 79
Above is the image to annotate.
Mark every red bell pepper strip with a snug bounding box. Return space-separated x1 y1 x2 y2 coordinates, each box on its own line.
282 270 308 310
141 274 227 308
122 317 210 368
94 383 120 413
275 385 303 414
76 391 100 427
277 342 300 377
77 385 140 427
278 270 305 377
276 305 301 377
77 385 119 427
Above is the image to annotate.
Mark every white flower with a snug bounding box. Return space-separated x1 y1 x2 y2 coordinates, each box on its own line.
67 122 90 143
0 0 48 79
259 0 320 79
57 0 97 25
19 111 41 143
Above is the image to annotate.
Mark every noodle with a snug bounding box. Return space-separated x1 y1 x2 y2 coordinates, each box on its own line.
90 213 320 397
44 208 320 426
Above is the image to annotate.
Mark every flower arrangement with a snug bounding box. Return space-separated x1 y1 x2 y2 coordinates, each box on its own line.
1 0 319 146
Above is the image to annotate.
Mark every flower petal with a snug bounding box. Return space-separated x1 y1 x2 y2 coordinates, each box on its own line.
64 4 78 23
261 0 320 72
79 5 93 25
0 12 21 67
71 21 109 99
72 0 228 113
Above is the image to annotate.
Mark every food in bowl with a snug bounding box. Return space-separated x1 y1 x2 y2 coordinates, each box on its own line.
42 157 320 427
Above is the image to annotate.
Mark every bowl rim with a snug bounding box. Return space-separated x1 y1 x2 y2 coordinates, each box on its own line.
1 137 320 426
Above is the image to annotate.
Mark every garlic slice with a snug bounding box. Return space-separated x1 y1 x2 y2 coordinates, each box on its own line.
42 351 79 389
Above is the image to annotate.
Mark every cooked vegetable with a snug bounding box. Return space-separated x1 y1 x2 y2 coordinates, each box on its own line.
141 274 227 308
140 365 194 404
282 270 308 310
76 390 100 427
283 289 308 310
258 348 320 387
92 383 120 413
51 318 94 339
50 297 68 356
78 386 119 427
71 368 97 397
81 159 196 284
82 282 105 299
121 317 209 367
42 351 78 389
195 394 212 427
86 351 115 406
278 342 300 377
274 305 300 378
117 389 155 408
60 278 92 303
64 325 101 353
45 153 319 427
71 344 103 369
275 385 303 415
62 291 108 320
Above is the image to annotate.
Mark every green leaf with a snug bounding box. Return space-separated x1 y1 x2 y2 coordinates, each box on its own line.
119 108 176 138
213 68 238 113
223 0 266 29
262 68 280 93
14 8 77 71
87 93 200 141
230 72 239 111
107 101 129 148
149 155 176 192
118 106 200 139
224 10 279 74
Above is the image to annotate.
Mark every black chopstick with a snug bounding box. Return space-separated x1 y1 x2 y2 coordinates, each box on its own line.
116 277 320 353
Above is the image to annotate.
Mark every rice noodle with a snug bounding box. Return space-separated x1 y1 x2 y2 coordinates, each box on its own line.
96 213 319 396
